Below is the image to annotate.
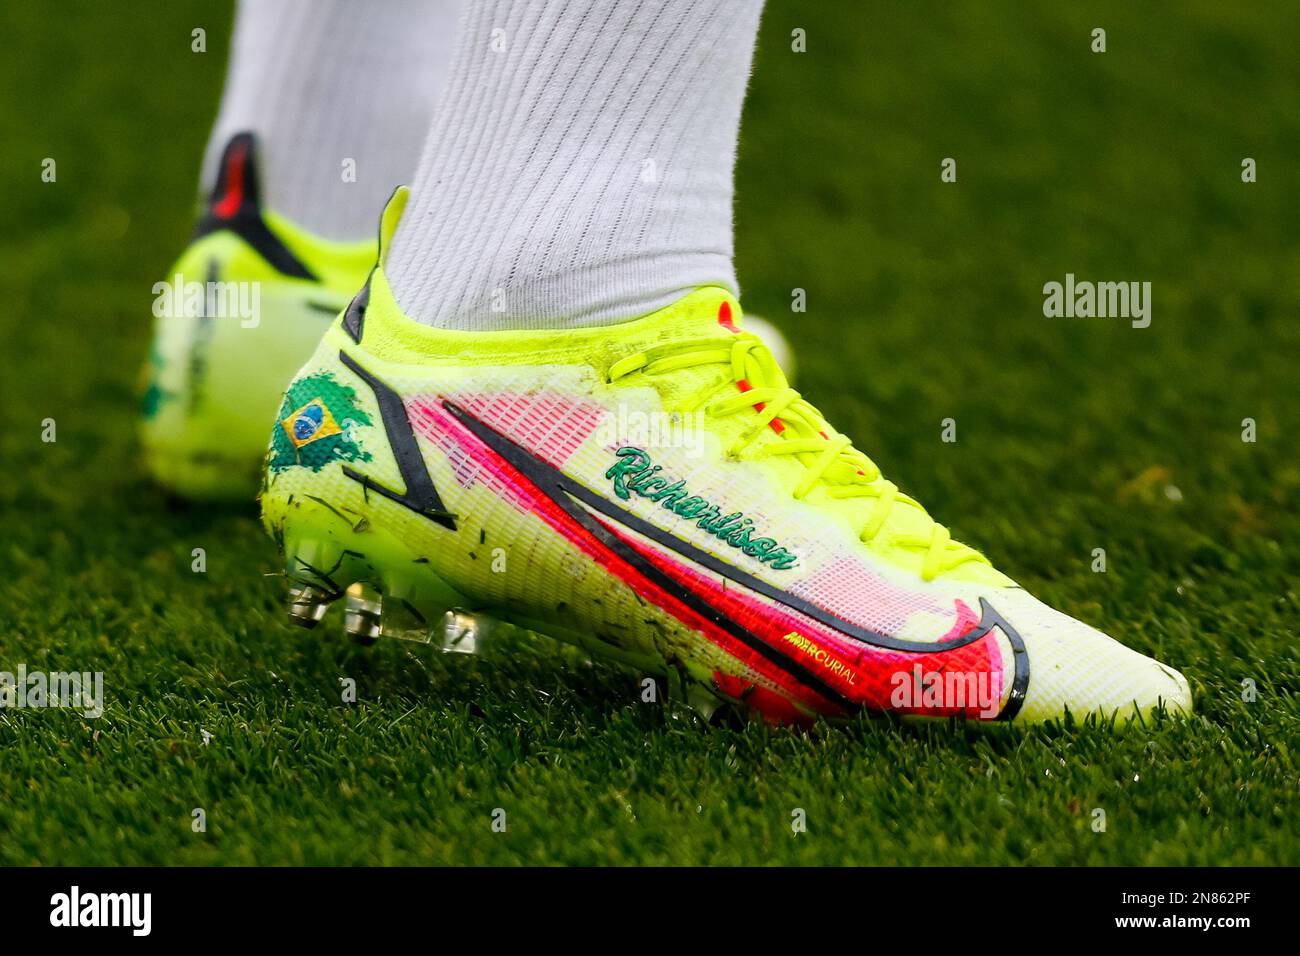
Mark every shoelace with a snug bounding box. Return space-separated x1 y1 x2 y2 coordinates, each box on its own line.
607 333 991 581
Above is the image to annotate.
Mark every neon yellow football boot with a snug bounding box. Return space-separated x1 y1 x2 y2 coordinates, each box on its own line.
141 133 376 499
261 188 1192 725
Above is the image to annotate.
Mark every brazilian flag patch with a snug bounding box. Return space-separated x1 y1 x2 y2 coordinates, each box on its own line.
282 399 342 448
269 371 374 473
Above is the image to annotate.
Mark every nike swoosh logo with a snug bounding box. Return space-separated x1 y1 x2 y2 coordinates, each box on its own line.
438 396 1030 719
336 348 1028 718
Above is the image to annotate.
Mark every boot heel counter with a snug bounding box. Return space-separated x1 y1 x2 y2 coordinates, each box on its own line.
261 340 378 524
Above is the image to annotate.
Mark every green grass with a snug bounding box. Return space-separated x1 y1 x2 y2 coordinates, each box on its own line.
1 0 1297 865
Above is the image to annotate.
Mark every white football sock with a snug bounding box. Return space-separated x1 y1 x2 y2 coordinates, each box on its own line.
387 0 764 330
202 0 462 242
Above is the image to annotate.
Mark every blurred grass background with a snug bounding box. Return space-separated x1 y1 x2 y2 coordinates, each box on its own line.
0 1 1296 864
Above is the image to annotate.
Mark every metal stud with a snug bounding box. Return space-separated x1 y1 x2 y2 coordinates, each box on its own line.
441 610 493 655
287 583 333 628
343 583 382 645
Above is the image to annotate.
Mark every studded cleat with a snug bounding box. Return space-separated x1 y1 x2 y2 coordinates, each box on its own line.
141 133 376 500
260 188 1192 725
